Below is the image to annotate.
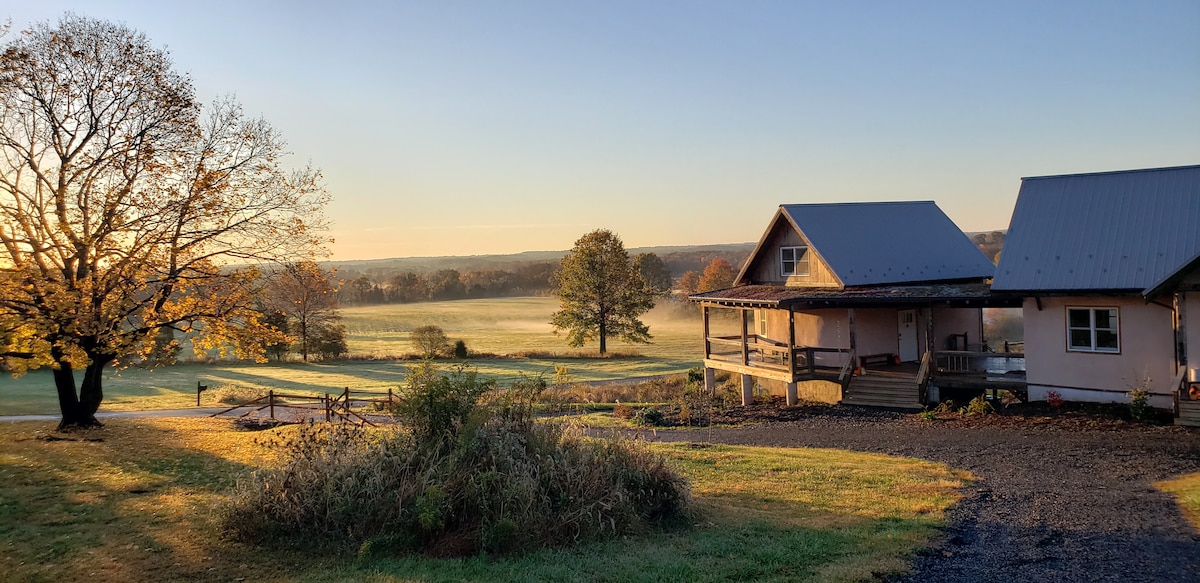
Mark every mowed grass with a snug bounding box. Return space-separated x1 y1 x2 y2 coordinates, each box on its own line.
0 297 705 415
1157 472 1200 531
0 418 969 583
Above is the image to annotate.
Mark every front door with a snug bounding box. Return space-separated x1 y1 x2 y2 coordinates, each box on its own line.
898 309 918 362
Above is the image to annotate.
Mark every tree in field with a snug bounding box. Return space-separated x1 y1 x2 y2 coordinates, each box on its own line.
697 258 738 292
677 270 701 299
632 252 673 298
0 16 329 428
266 262 342 362
411 325 449 359
550 230 654 355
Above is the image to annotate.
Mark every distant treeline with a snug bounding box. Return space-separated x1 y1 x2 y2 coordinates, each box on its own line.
332 245 755 306
970 231 1005 263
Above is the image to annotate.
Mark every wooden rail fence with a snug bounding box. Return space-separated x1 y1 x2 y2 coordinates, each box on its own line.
210 387 398 426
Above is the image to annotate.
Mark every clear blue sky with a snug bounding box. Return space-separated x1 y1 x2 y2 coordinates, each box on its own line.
7 1 1200 259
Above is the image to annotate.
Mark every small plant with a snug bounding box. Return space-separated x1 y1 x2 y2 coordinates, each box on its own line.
633 407 665 427
918 410 938 422
1128 377 1153 423
613 403 634 420
963 395 994 416
932 400 957 416
1046 390 1064 410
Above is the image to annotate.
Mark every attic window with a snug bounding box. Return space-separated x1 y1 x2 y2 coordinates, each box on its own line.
780 246 810 277
1066 307 1119 353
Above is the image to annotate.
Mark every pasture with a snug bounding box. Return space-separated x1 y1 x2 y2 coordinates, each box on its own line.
0 297 705 415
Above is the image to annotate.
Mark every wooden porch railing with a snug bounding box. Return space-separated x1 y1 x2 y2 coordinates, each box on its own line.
706 334 854 378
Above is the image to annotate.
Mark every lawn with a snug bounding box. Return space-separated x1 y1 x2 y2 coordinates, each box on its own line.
1157 472 1200 531
0 297 707 416
0 417 969 582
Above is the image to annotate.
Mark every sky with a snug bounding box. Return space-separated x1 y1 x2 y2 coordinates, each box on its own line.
6 1 1200 260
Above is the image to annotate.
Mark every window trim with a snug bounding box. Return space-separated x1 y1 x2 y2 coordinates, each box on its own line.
779 246 810 277
1065 306 1120 354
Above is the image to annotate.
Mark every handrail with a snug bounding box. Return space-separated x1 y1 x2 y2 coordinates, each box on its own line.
916 350 933 404
837 349 856 383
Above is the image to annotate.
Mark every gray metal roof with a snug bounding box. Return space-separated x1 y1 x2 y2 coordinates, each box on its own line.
991 165 1200 292
780 201 996 286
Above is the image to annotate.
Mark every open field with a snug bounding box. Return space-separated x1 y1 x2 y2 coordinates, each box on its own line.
1 297 707 416
341 296 703 360
0 417 968 582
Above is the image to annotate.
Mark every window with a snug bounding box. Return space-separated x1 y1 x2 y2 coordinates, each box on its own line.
1066 307 1119 353
756 309 768 336
780 246 810 277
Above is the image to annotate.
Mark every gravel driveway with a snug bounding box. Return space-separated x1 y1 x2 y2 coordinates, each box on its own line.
644 412 1200 582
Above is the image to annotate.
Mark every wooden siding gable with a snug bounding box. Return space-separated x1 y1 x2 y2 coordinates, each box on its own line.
736 208 844 289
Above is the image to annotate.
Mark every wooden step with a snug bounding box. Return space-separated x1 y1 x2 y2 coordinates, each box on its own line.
1178 400 1200 427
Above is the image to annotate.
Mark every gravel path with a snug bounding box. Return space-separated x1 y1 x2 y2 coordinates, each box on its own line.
645 413 1200 583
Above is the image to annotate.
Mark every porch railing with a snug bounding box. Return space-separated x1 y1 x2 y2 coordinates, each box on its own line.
933 350 1025 379
706 334 853 378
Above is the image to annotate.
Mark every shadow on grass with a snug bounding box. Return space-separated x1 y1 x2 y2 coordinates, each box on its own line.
0 419 319 582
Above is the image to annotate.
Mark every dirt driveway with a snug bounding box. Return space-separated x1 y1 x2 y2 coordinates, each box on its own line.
645 411 1200 583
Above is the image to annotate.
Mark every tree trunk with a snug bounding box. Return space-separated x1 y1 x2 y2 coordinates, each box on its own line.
599 317 607 355
52 352 111 430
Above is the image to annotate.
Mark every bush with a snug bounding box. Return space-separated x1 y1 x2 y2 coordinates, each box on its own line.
1128 379 1153 423
632 407 665 427
311 323 348 360
1046 390 1064 410
222 364 690 557
451 339 468 359
962 395 994 416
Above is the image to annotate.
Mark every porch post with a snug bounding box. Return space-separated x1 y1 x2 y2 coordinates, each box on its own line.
741 308 750 365
847 308 857 352
741 373 754 406
702 305 711 359
786 382 798 406
788 306 797 378
704 367 716 394
926 304 935 356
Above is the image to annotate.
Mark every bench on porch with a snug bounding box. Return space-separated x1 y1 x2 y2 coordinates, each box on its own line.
859 353 896 367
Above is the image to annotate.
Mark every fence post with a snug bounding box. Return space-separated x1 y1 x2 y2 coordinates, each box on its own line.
269 390 275 420
324 393 331 422
343 387 350 416
388 387 393 405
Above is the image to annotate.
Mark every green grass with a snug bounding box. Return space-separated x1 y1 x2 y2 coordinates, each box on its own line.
1157 472 1200 531
1 297 706 415
0 418 970 583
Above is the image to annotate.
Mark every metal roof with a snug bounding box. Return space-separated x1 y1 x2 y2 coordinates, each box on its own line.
690 282 1019 309
991 165 1200 292
778 201 996 286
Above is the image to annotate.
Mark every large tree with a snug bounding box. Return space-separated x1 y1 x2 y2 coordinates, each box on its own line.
697 258 737 293
0 15 328 428
550 229 654 355
632 252 673 298
265 262 342 362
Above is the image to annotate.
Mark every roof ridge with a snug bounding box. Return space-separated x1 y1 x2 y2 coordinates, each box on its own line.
1021 164 1200 181
780 200 935 207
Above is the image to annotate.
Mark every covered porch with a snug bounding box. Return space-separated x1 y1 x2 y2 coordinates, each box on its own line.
693 283 1025 409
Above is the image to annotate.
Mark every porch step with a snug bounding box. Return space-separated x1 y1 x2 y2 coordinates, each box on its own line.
1178 400 1200 428
841 376 922 410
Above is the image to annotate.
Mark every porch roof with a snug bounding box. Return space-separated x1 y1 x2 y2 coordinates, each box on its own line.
690 281 1021 309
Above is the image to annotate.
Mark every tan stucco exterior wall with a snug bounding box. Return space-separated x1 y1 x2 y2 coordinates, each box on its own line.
1023 296 1176 407
1186 291 1200 385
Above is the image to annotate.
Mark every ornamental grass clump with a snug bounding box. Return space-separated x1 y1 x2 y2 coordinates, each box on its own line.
222 363 690 557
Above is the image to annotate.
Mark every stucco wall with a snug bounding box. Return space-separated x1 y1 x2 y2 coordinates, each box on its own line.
932 307 985 351
1023 295 1175 406
1187 291 1200 384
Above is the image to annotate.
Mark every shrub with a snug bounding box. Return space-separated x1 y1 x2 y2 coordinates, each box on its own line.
963 395 994 416
1128 379 1153 423
1046 390 1064 410
223 364 690 557
918 410 937 422
632 407 665 427
452 339 469 359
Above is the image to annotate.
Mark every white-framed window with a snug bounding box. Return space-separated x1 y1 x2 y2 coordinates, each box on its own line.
1066 307 1119 353
780 246 810 277
756 309 768 336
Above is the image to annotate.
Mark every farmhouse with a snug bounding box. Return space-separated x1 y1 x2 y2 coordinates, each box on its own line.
991 165 1200 425
691 201 1022 409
